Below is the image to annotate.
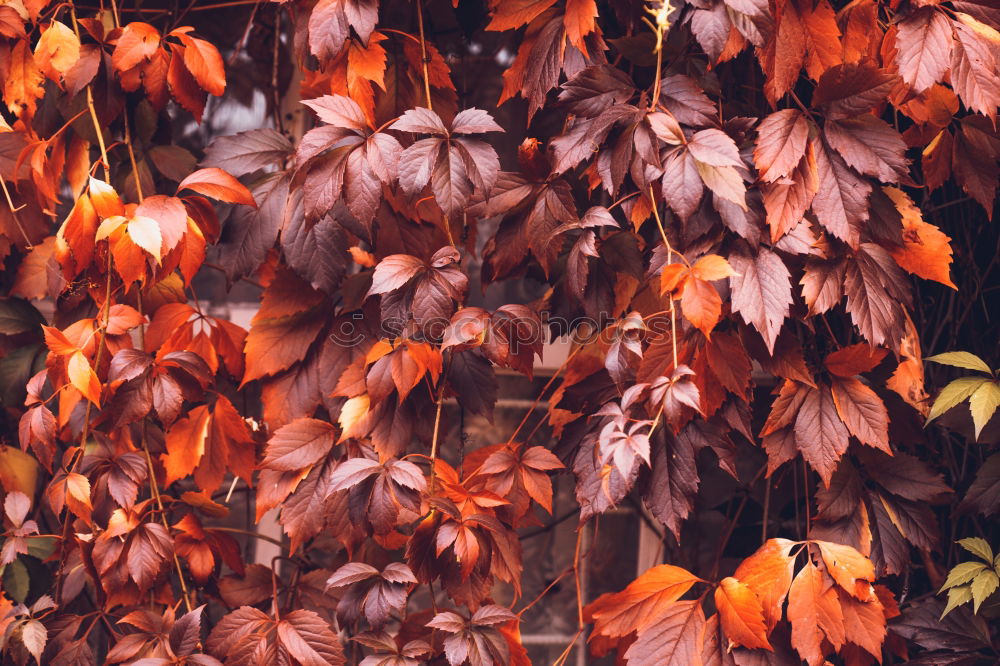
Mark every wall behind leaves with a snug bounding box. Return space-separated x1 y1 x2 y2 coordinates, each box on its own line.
0 0 998 663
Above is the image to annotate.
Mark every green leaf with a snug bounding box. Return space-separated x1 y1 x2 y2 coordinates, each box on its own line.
971 569 999 613
927 377 989 423
926 351 993 374
969 381 1000 439
958 537 994 563
940 561 987 591
25 537 56 560
0 298 45 335
940 584 973 618
2 558 30 602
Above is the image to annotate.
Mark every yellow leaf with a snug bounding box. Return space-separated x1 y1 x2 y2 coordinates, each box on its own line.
67 350 101 405
969 381 1000 439
971 570 999 613
338 394 370 441
694 161 747 210
958 537 994 563
927 377 988 423
127 215 163 262
940 561 987 591
926 351 992 374
940 585 972 618
0 446 39 499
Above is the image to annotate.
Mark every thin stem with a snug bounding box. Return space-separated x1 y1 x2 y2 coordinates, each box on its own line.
502 345 581 448
70 6 111 182
802 458 811 537
122 120 144 201
141 443 194 612
649 186 681 370
427 352 452 489
210 525 289 551
415 0 433 110
761 475 771 544
0 178 33 248
710 465 766 580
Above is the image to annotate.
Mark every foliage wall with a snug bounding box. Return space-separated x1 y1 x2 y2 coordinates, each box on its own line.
0 0 999 663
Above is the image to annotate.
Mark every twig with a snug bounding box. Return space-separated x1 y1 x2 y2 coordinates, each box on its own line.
415 0 433 110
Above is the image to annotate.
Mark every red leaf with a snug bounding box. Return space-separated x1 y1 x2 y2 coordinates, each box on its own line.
262 418 336 472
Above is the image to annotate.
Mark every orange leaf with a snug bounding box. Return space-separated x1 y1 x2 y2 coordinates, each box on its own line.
733 538 797 630
68 350 101 405
105 304 145 335
660 263 689 295
64 472 93 524
788 560 845 666
486 0 558 31
801 0 842 80
585 563 702 639
177 33 226 96
166 42 207 122
4 40 45 119
88 178 125 218
163 404 211 486
814 540 875 599
34 20 80 82
680 277 722 338
177 168 256 207
714 576 772 650
564 0 598 52
112 22 160 72
42 325 76 356
690 254 737 282
883 186 956 288
824 343 888 377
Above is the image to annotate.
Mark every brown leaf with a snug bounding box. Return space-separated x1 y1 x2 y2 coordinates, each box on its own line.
824 115 909 183
754 109 809 183
794 383 850 486
895 7 953 93
729 245 792 354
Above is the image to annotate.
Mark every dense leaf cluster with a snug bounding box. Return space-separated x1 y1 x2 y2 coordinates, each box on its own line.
0 0 998 664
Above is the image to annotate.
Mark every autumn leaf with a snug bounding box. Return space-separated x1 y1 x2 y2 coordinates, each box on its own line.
585 563 702 638
883 186 956 289
715 576 772 650
788 560 845 665
176 168 256 206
